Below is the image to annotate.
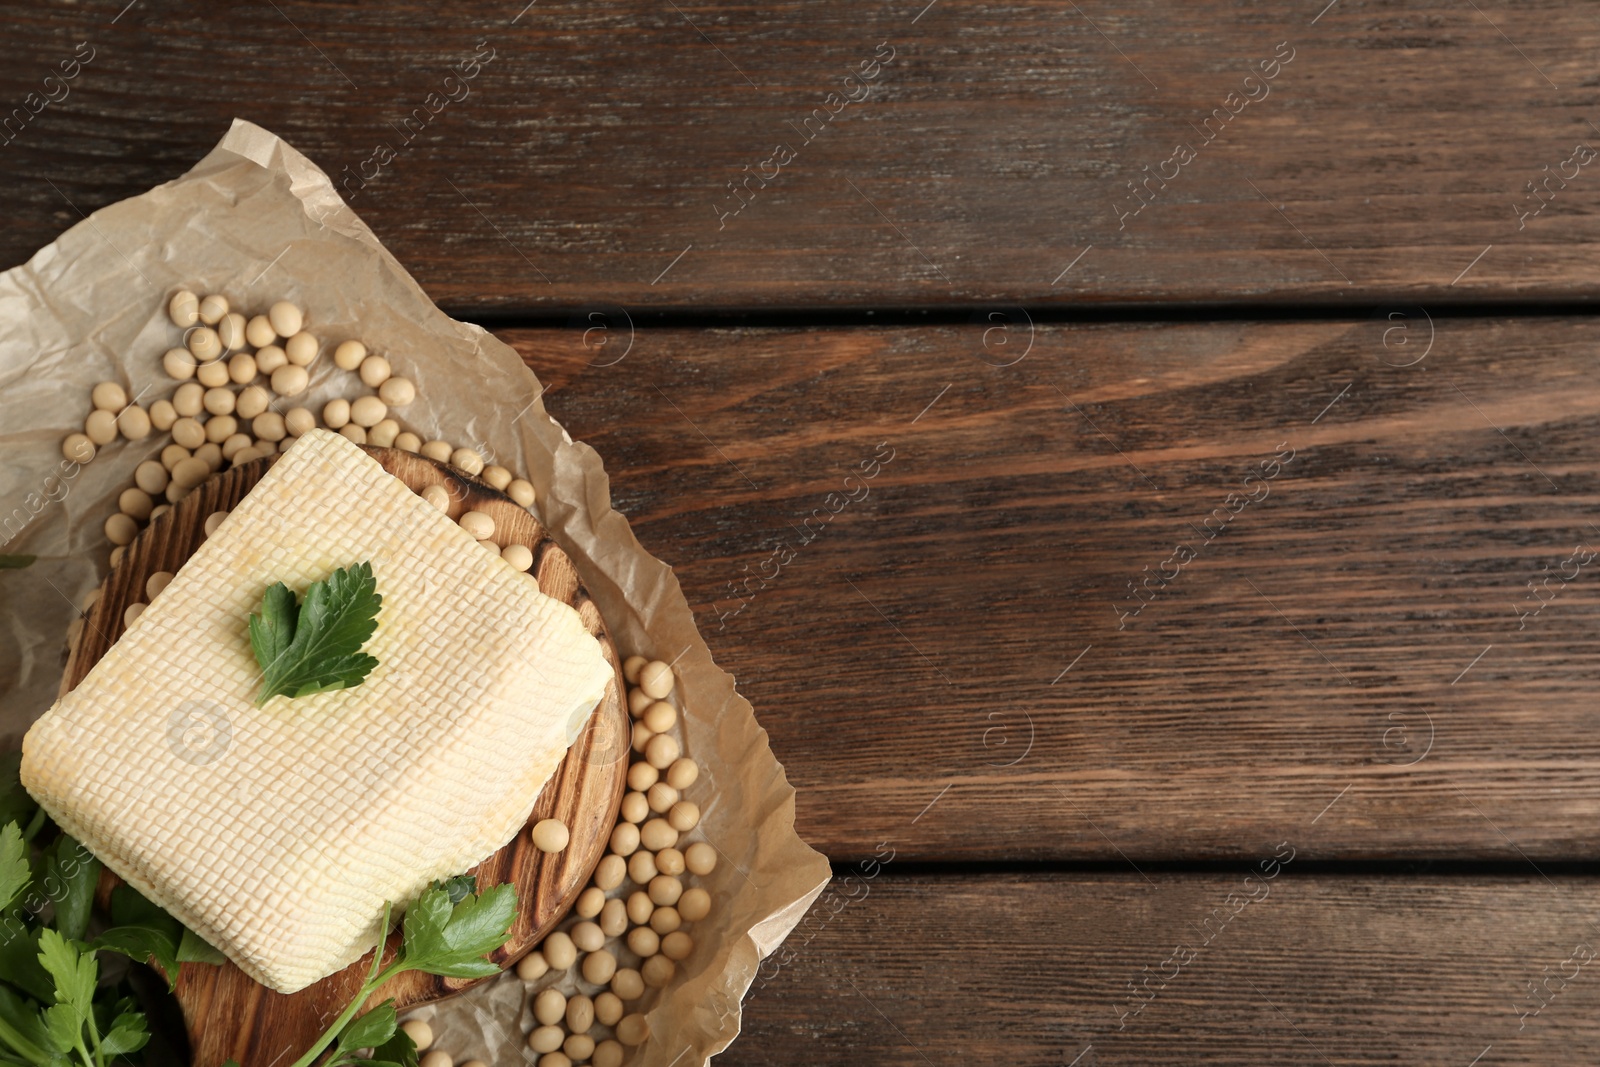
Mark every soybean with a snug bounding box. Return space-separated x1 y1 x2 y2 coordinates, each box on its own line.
666 757 700 791
134 461 169 495
149 400 178 432
358 354 392 388
163 347 197 380
91 382 127 412
646 782 678 814
627 761 659 792
350 395 387 428
171 456 211 490
639 660 675 699
400 1020 433 1051
684 841 718 876
533 988 567 1027
285 407 316 436
677 887 711 922
379 376 415 406
648 874 683 907
610 822 640 858
628 849 658 885
516 951 549 982
610 968 644 1001
508 479 536 508
256 344 288 374
421 440 453 463
528 1027 563 1054
661 931 694 961
594 991 624 1028
203 387 235 416
369 418 400 447
645 733 681 771
104 513 138 546
451 447 484 475
531 818 569 853
654 847 685 878
565 993 594 1034
228 352 257 385
668 801 700 833
285 332 319 366
236 385 271 420
187 327 221 363
642 700 677 734
168 290 199 327
616 1015 650 1046
84 409 118 446
542 930 577 970
267 301 302 338
599 896 628 937
576 886 605 919
619 791 649 825
197 294 229 325
594 854 626 891
254 412 287 443
246 315 276 348
62 434 95 463
271 365 309 397
571 920 604 953
640 953 672 991
625 892 654 928
173 383 204 417
218 312 247 352
333 340 366 370
322 398 351 429
119 488 154 520
625 925 658 958
204 416 237 444
221 433 253 461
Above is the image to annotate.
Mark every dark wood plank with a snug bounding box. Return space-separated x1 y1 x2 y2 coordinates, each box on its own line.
503 316 1600 863
63 446 627 1066
3 3 1599 309
721 872 1600 1066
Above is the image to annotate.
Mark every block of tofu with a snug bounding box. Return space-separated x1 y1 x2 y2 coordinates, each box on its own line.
22 429 613 993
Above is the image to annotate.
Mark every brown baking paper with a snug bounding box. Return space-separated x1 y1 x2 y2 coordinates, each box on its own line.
0 119 829 1065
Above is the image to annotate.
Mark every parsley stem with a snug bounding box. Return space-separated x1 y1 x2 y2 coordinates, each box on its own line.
20 808 45 844
284 959 410 1067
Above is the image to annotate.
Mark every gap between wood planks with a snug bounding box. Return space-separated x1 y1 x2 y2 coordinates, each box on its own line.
457 299 1600 331
834 859 1600 878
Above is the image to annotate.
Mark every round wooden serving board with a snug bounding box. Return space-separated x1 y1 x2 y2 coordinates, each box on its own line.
61 447 630 1067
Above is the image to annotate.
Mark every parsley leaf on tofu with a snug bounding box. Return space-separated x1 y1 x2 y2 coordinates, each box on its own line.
250 562 382 705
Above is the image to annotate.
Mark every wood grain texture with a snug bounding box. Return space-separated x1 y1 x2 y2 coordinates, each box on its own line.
1 2 1598 309
501 316 1600 863
63 446 628 1067
722 872 1600 1066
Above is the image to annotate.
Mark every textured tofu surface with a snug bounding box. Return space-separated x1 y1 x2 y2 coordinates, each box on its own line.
22 430 612 993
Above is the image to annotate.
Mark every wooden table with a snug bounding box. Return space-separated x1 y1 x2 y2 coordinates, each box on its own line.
6 1 1600 1062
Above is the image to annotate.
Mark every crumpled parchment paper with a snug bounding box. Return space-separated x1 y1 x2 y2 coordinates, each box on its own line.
0 118 829 1065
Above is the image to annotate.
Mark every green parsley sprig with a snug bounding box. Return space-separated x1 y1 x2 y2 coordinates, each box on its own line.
276 877 516 1067
0 757 516 1067
249 562 382 705
0 761 224 1067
